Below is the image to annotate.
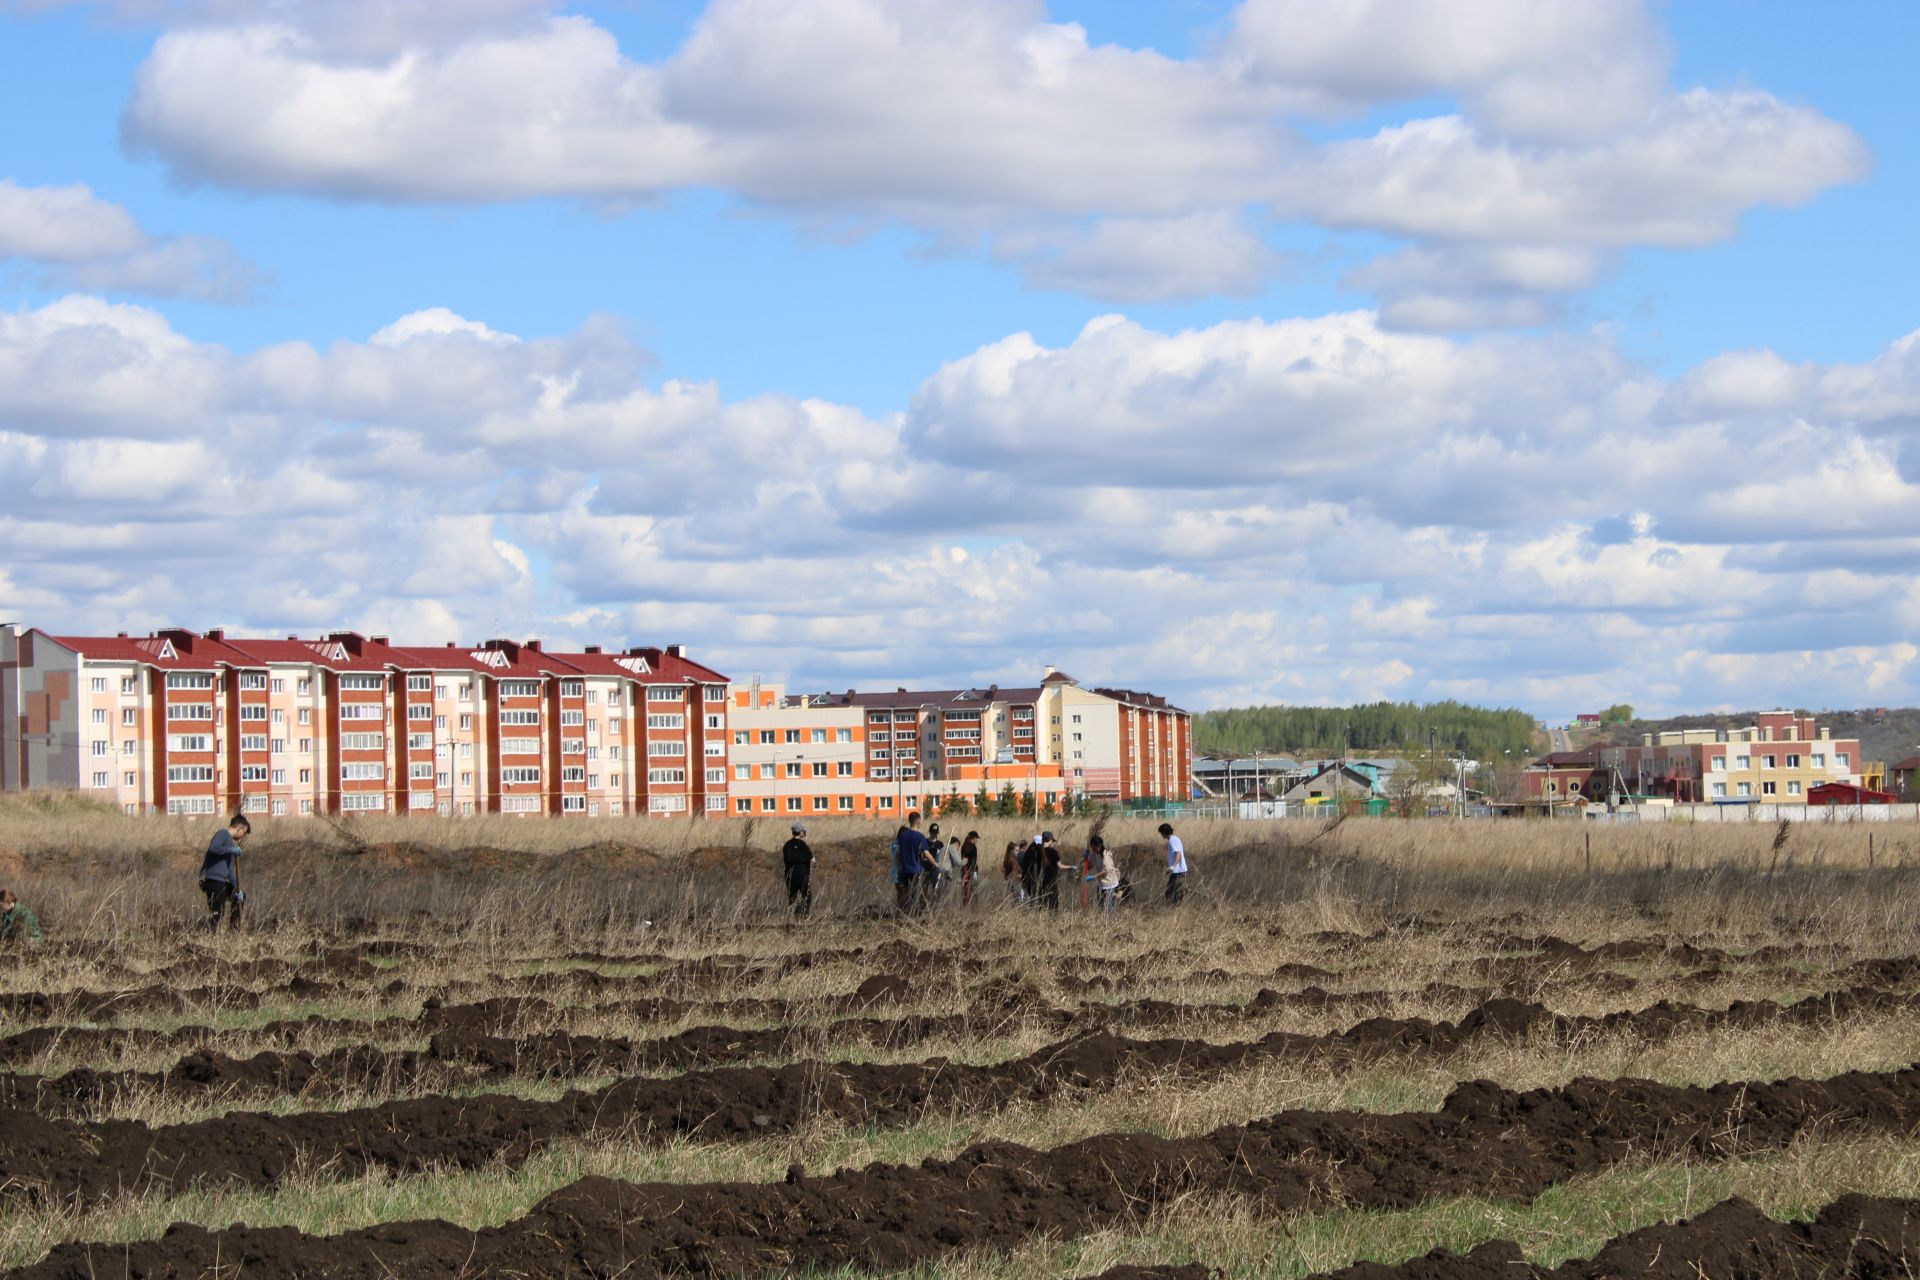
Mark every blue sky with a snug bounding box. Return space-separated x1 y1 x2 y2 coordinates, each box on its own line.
2 0 1917 720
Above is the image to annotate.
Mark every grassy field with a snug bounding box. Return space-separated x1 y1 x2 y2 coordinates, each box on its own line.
4 798 1920 1275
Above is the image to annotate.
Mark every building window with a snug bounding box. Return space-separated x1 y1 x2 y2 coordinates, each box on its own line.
1812 753 1826 767
1788 780 1802 795
785 729 802 744
647 768 687 784
560 680 584 698
122 740 136 756
736 798 752 813
649 741 687 757
298 738 311 753
501 709 540 726
91 771 109 788
300 799 313 814
1737 782 1752 796
646 686 681 702
91 740 108 757
297 678 312 695
124 771 136 787
561 710 585 727
787 797 803 811
121 676 137 694
340 674 384 691
706 767 725 784
239 672 267 691
734 765 751 780
270 678 287 695
1838 753 1852 769
271 769 287 785
648 713 685 730
1763 781 1777 796
502 766 542 784
760 798 777 811
502 680 540 698
759 730 776 744
240 734 268 752
166 672 215 690
299 768 312 784
837 795 854 811
341 763 386 781
810 762 828 777
1786 753 1801 768
341 794 386 812
563 795 587 813
785 763 802 778
298 708 312 725
241 765 269 783
837 761 853 776
809 729 826 744
1734 755 1750 769
168 703 215 721
734 730 750 745
813 796 829 811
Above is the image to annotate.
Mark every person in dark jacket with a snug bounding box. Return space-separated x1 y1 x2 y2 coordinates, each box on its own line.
782 822 813 917
1019 835 1043 903
200 814 250 931
1038 831 1062 911
960 831 980 906
1002 842 1022 903
894 812 933 914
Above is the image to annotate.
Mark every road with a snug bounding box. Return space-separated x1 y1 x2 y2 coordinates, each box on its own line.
1548 726 1572 753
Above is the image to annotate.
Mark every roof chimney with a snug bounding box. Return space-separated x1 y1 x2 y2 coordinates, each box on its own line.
525 639 542 652
666 643 686 659
1044 665 1056 676
204 629 225 642
371 636 389 646
117 632 129 639
584 645 601 654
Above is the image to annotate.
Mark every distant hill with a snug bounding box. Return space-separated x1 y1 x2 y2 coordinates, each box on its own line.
1603 708 1920 769
1195 701 1538 761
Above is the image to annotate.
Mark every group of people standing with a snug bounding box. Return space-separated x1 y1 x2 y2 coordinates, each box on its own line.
889 814 981 912
887 812 1188 916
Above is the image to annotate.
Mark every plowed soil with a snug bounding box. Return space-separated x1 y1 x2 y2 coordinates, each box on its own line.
19 1064 1920 1278
6 983 1911 1121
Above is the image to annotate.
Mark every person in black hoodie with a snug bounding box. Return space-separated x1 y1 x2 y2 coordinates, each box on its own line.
781 822 813 918
1019 835 1043 904
1038 831 1062 911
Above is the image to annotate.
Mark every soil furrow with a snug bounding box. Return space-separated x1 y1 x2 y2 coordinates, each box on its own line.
17 1064 1920 1278
4 984 1916 1200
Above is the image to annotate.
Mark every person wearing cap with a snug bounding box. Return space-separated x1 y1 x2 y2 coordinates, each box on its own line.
1038 831 1062 911
1160 822 1188 905
782 822 814 918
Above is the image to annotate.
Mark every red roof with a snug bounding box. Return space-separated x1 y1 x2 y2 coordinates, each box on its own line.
1807 782 1898 804
35 629 726 684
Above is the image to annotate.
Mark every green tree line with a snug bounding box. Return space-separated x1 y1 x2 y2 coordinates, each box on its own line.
1196 700 1538 761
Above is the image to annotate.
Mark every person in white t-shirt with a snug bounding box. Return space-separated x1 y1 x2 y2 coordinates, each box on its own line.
1159 822 1188 905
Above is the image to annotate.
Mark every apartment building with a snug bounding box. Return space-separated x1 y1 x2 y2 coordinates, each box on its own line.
1523 711 1863 805
0 626 728 818
726 668 1192 817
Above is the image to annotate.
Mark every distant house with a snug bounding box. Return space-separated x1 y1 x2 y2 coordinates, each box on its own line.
1891 757 1920 794
1574 713 1602 727
1521 750 1606 803
1808 781 1898 806
1280 763 1377 805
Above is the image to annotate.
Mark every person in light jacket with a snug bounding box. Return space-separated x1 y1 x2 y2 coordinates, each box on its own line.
1092 836 1121 914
